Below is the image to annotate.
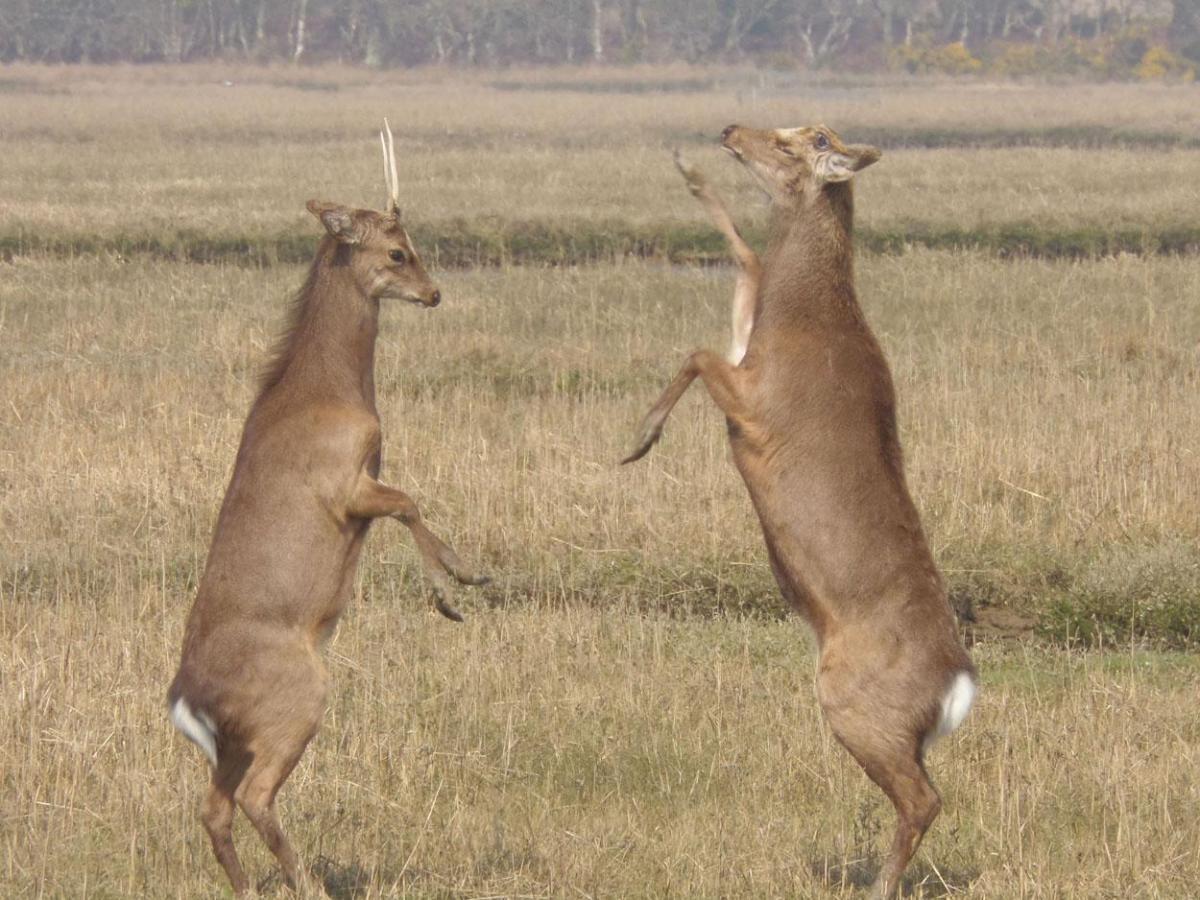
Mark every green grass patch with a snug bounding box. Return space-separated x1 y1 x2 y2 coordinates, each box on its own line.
490 78 717 94
860 222 1200 258
5 220 1200 267
831 125 1200 151
1035 543 1200 650
0 76 67 95
667 124 1200 150
355 538 1200 649
1041 590 1200 649
944 540 1200 651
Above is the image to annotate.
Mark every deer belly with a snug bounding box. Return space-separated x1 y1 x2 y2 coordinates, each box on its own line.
199 510 370 624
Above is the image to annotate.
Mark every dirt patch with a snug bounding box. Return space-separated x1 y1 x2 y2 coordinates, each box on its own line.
966 604 1039 644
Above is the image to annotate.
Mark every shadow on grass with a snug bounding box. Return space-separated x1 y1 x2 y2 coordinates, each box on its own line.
811 856 980 897
309 856 375 898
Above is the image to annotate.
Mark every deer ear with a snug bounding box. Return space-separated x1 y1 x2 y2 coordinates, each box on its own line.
819 144 882 183
306 199 363 244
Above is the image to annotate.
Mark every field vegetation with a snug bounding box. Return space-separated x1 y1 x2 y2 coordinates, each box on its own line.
2 66 1199 897
3 66 1200 262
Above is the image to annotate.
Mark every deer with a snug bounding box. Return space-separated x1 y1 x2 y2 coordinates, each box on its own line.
167 122 488 895
624 125 976 899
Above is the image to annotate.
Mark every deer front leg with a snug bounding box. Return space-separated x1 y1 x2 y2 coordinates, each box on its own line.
348 475 488 621
622 349 751 464
674 150 760 364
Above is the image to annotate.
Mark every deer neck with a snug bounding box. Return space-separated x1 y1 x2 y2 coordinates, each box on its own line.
758 182 860 328
272 240 380 412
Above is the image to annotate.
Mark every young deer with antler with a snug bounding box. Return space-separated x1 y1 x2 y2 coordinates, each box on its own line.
626 125 975 899
167 123 487 895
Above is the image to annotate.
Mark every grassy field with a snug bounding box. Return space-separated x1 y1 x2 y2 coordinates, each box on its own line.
2 66 1199 897
3 65 1200 258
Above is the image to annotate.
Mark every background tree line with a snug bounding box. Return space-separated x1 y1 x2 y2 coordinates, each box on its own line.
1 0 1197 76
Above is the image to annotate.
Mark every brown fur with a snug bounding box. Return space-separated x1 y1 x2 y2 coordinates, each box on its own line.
168 200 487 895
627 125 975 899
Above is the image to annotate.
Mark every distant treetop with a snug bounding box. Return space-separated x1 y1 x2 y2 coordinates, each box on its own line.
1 0 1195 79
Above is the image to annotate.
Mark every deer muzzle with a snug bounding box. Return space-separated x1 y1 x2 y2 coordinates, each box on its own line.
720 124 743 157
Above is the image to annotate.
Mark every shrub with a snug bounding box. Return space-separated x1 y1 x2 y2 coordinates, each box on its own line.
1134 45 1196 81
888 41 982 76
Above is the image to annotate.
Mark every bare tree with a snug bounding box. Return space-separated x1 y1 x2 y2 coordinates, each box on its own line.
291 0 308 61
795 0 861 65
1169 0 1200 55
591 0 604 60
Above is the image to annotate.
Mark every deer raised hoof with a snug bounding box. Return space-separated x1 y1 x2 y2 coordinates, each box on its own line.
672 148 705 197
670 147 761 365
621 418 664 464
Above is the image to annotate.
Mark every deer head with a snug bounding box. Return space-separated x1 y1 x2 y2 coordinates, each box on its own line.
303 120 440 307
720 124 880 203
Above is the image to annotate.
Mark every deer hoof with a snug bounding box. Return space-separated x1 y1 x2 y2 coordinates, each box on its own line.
433 593 465 623
621 423 662 465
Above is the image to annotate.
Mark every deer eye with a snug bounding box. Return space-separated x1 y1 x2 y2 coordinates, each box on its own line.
388 249 407 265
815 133 830 150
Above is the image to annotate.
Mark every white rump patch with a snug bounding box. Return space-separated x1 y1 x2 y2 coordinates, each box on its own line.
925 671 976 752
170 697 218 767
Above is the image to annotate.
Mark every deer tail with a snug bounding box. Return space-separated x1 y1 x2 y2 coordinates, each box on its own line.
923 670 976 754
168 692 219 768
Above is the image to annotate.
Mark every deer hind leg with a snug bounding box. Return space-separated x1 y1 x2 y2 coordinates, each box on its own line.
862 751 941 900
818 669 942 900
227 656 327 893
674 151 761 364
623 349 751 464
235 754 306 892
201 761 250 896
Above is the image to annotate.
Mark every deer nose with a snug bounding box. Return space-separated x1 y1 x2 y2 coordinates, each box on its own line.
721 124 738 141
429 289 441 307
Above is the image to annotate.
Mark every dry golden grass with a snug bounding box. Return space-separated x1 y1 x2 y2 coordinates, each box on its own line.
3 66 1200 897
2 66 1199 241
5 600 1200 898
4 254 1197 611
2 249 1199 895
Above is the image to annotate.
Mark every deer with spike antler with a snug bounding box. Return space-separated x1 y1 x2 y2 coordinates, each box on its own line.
167 122 488 895
626 125 976 899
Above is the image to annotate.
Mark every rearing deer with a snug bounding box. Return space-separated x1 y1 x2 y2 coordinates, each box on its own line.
625 125 975 899
167 123 487 895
